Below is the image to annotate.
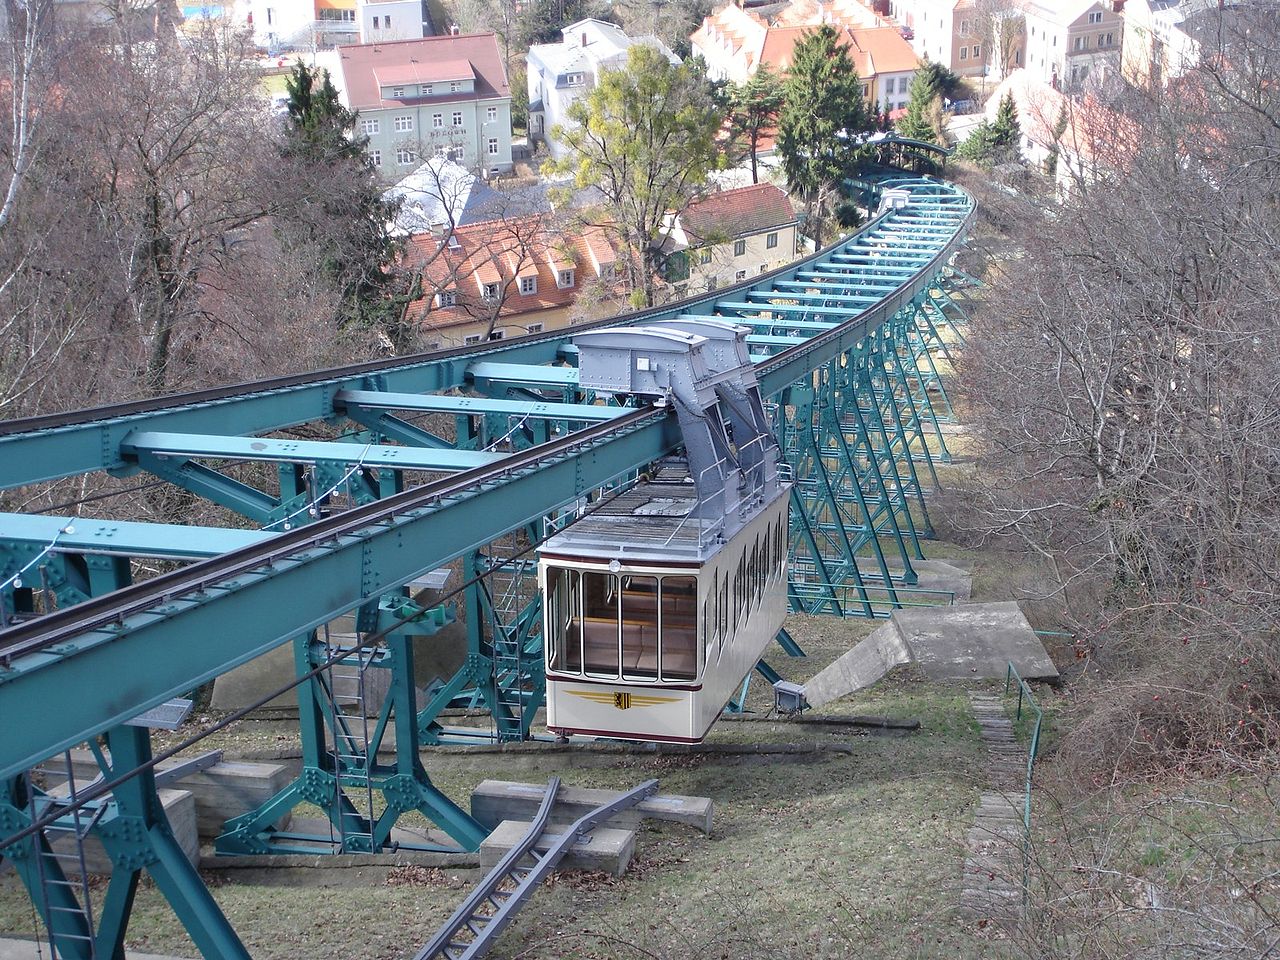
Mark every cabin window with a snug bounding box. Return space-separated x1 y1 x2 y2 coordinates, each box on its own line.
703 571 717 654
582 571 620 676
546 567 582 673
620 575 658 680
719 571 729 640
660 576 698 680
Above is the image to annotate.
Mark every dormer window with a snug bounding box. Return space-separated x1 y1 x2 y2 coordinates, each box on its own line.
557 268 574 288
482 282 498 299
519 275 537 295
391 85 404 98
566 72 585 86
424 84 433 95
450 81 460 92
437 290 457 307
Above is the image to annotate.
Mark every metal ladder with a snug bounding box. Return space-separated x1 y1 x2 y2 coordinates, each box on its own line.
485 541 537 742
28 752 102 959
415 777 659 960
323 625 379 852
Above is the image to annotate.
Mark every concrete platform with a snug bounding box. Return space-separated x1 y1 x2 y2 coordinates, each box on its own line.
0 939 193 960
480 819 636 877
470 780 713 834
894 601 1058 681
801 601 1057 709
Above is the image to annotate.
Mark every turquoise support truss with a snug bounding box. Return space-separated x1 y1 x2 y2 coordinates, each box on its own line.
0 148 975 956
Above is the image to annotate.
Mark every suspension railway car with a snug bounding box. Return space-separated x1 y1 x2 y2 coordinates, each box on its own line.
540 464 789 742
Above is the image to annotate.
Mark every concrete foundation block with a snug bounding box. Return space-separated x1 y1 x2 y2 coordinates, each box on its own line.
480 819 636 877
48 789 197 875
470 780 713 834
43 751 293 838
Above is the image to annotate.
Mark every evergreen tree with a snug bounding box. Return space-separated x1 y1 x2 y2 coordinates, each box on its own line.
956 93 1022 168
990 91 1021 150
777 25 870 246
281 61 410 343
728 66 783 184
896 66 944 144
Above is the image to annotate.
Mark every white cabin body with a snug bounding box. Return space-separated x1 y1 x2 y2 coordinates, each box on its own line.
540 468 788 743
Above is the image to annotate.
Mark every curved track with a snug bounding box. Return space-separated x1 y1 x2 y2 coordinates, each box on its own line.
0 173 974 780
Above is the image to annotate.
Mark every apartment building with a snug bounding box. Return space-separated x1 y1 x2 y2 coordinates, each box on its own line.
338 33 513 179
691 3 916 108
1121 0 1241 89
406 217 620 347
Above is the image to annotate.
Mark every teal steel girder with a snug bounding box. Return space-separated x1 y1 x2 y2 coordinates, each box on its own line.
0 412 681 782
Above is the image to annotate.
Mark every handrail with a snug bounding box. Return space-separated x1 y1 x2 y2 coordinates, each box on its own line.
1004 660 1044 908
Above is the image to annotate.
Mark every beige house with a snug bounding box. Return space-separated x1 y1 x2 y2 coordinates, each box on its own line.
1022 0 1122 90
664 184 799 295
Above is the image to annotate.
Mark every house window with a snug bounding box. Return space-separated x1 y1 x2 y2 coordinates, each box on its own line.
733 239 746 257
959 45 968 61
482 282 498 299
371 13 377 27
360 118 380 135
1074 36 1087 51
735 269 747 281
384 14 391 27
861 83 869 98
1088 10 1103 24
759 264 767 274
423 84 433 95
526 323 544 333
394 115 413 132
396 148 416 165
368 149 381 166
566 72 585 86
433 113 443 128
391 85 404 98
486 106 498 122
487 137 499 156
452 111 463 126
699 249 712 264
960 18 971 34
557 269 574 288
438 290 456 307
450 81 460 92
972 44 981 58
266 7 272 24
464 334 482 345
435 145 448 158
1098 32 1113 47
766 232 778 249
519 275 537 294
488 329 504 340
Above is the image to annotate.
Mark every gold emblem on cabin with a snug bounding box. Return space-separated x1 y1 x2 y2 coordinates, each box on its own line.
568 690 679 710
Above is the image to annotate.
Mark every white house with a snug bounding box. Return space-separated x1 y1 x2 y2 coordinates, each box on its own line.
527 19 680 160
357 0 429 43
1121 0 1240 89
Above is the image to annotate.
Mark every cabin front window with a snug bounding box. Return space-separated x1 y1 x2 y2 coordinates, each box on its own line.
544 565 699 682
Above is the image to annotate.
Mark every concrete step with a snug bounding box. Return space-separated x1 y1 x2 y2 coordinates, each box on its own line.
471 780 713 834
480 819 636 878
802 620 911 710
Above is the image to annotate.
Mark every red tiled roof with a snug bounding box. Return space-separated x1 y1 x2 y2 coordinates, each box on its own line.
339 33 509 111
679 184 797 245
846 26 917 76
404 216 619 329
